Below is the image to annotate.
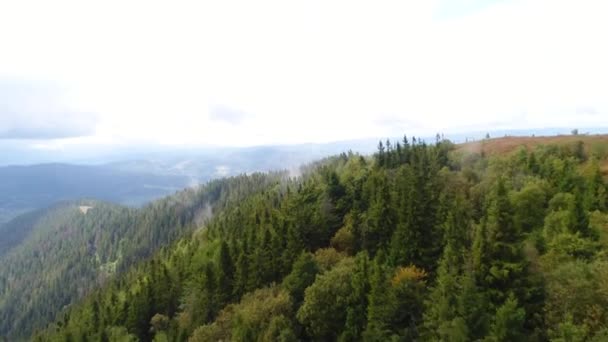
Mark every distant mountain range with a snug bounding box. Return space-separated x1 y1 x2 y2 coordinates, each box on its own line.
0 164 189 225
3 127 607 166
1 127 607 225
0 141 377 225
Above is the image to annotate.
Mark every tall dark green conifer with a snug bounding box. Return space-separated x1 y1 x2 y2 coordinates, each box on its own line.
423 196 471 341
216 241 235 306
233 248 249 298
200 262 217 324
389 165 415 265
470 178 531 338
376 141 386 167
362 170 394 255
572 188 592 238
341 252 371 341
364 256 393 340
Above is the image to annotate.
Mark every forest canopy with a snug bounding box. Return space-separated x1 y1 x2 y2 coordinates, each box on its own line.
18 135 608 341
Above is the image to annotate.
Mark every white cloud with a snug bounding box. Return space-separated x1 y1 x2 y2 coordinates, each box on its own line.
0 80 98 139
0 0 606 146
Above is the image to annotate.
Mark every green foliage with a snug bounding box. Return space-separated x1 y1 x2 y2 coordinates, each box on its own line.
26 136 608 342
330 224 355 254
549 314 588 342
0 173 284 339
282 252 319 306
297 258 355 340
487 295 526 342
340 252 370 341
190 285 293 341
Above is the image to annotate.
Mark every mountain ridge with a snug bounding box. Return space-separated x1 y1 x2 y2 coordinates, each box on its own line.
29 135 608 341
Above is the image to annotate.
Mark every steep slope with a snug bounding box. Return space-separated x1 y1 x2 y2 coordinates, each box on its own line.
34 136 608 341
0 201 133 337
0 172 285 340
0 204 64 258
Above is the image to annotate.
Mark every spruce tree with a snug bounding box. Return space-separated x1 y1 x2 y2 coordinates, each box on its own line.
340 252 371 341
364 257 393 340
216 241 235 306
423 200 470 340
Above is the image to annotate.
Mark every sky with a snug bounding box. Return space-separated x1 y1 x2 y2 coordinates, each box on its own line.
1 0 607 150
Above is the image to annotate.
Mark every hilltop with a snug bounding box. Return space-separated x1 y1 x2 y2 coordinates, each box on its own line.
456 134 608 176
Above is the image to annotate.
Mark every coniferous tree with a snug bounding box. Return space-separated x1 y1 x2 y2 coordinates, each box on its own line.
364 257 393 340
340 252 370 341
233 247 250 298
487 295 526 342
376 141 386 167
402 135 410 164
216 241 235 307
28 136 608 342
389 165 415 266
572 188 592 238
423 195 471 340
282 252 319 308
362 170 394 255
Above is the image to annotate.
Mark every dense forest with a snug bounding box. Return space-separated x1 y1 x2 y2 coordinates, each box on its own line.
0 173 284 340
9 135 608 341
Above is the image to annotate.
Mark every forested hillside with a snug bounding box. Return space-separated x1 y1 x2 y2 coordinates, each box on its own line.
32 136 608 341
0 173 285 340
0 204 64 257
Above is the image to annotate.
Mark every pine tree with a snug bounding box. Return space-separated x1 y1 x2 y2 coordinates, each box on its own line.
469 178 533 338
364 257 393 340
216 241 235 306
376 141 386 167
259 228 274 283
527 151 539 174
90 298 100 333
389 165 416 265
423 201 470 340
126 282 152 340
233 248 250 298
481 178 524 301
340 252 371 341
487 295 526 342
572 188 592 238
200 262 217 324
385 139 393 167
282 252 319 307
395 142 402 166
362 170 395 255
402 135 410 164
458 267 489 341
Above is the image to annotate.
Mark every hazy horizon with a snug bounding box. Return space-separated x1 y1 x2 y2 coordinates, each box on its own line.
1 126 606 166
1 0 607 157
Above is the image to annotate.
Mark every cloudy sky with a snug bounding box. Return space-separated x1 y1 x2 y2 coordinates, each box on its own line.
1 0 607 149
